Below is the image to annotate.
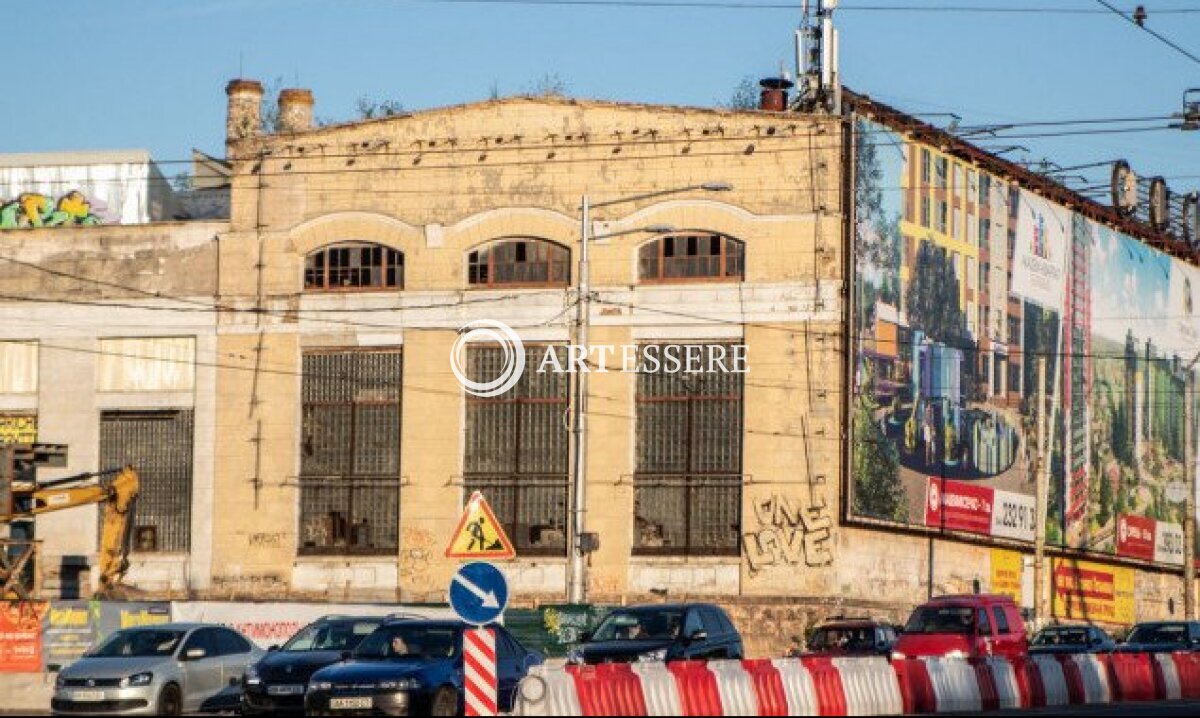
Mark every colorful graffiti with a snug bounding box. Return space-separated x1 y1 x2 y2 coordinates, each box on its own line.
0 191 101 229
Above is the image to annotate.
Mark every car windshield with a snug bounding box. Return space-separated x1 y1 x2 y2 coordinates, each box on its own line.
88 629 185 658
283 620 381 652
1128 624 1188 645
353 625 459 660
809 626 876 652
591 610 683 642
904 606 976 634
1033 628 1091 646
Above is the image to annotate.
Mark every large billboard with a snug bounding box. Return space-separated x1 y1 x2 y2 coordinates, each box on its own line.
850 117 1199 568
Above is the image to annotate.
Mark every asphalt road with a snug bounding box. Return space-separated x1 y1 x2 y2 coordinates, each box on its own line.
992 699 1200 716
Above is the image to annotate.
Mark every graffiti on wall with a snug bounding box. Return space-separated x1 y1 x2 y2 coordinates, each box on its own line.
0 191 101 229
743 492 834 571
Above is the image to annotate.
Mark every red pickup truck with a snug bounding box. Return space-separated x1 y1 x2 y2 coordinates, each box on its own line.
892 594 1028 660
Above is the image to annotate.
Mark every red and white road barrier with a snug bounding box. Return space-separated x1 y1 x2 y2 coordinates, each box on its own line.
463 627 498 717
514 651 1200 716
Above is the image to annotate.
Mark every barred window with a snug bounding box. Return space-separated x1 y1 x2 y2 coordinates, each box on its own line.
299 350 402 556
633 344 743 556
99 410 194 553
304 243 404 291
467 238 570 288
638 234 744 282
463 346 569 556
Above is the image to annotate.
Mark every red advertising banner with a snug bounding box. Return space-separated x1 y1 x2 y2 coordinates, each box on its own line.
924 477 993 536
1115 514 1156 562
0 601 47 673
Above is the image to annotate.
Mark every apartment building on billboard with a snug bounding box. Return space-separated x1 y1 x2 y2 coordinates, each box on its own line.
1 77 1197 653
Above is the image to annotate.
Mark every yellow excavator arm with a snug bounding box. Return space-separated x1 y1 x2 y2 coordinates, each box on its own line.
27 467 140 594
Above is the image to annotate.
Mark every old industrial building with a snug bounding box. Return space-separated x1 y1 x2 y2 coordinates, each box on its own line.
2 77 1196 654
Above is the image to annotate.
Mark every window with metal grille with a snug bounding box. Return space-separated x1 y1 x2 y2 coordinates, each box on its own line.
467 238 570 288
638 235 745 282
299 350 402 555
304 243 404 291
463 346 569 556
99 410 194 553
633 344 743 556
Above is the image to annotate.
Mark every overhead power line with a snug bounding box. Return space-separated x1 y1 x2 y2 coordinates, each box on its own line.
1094 0 1200 66
0 123 1182 192
401 0 1200 14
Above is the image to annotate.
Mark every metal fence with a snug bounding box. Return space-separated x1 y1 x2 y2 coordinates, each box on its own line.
299 350 402 555
464 346 569 555
99 410 194 553
634 343 744 556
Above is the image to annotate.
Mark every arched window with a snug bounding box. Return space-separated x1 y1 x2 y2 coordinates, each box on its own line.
304 242 404 291
638 234 744 282
468 238 570 288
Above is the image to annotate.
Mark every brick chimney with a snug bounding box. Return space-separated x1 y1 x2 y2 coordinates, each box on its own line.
278 88 315 133
225 79 264 154
759 77 794 112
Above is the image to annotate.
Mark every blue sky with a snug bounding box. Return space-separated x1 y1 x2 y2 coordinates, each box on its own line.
2 0 1197 193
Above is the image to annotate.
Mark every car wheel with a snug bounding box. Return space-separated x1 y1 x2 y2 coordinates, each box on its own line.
157 683 182 716
431 686 458 717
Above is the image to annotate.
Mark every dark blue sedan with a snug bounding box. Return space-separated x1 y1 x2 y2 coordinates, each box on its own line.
304 618 542 716
241 615 386 715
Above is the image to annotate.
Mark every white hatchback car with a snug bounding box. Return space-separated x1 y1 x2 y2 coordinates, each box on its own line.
52 622 264 716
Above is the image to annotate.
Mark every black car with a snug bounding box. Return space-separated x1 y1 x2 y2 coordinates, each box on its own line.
304 618 542 717
1029 624 1116 655
571 603 743 665
802 618 899 657
241 615 386 715
1118 621 1200 653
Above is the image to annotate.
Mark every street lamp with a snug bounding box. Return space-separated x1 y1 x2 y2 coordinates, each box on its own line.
568 182 734 604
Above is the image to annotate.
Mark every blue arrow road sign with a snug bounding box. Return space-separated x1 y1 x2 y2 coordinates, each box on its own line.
449 562 509 626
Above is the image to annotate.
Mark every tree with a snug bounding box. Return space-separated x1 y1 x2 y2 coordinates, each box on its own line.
524 73 570 98
852 370 908 522
1096 472 1114 528
259 76 285 133
906 242 968 346
356 95 404 120
724 76 760 111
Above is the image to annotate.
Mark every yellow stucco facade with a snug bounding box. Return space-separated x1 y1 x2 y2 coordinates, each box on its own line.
209 95 847 607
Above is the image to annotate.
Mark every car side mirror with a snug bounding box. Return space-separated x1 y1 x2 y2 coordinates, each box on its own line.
47 663 62 672
687 630 708 642
578 631 592 643
340 651 352 661
268 645 279 652
185 648 207 660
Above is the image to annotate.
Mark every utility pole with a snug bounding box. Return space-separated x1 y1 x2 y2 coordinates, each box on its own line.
1186 371 1196 619
1033 357 1049 629
565 183 732 605
568 196 591 605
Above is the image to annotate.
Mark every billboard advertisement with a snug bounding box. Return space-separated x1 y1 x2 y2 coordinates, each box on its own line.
851 116 1199 568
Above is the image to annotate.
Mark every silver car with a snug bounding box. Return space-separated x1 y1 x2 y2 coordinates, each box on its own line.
51 622 264 716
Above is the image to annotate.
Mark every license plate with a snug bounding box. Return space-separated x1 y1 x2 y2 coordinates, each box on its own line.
330 697 373 710
267 684 305 696
72 690 106 702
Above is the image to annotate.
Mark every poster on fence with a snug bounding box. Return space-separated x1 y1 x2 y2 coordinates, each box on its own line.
1052 558 1135 625
95 602 171 642
0 601 47 672
170 602 454 648
42 601 96 670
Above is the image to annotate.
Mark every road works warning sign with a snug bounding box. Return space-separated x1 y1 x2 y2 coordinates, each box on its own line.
445 491 516 560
